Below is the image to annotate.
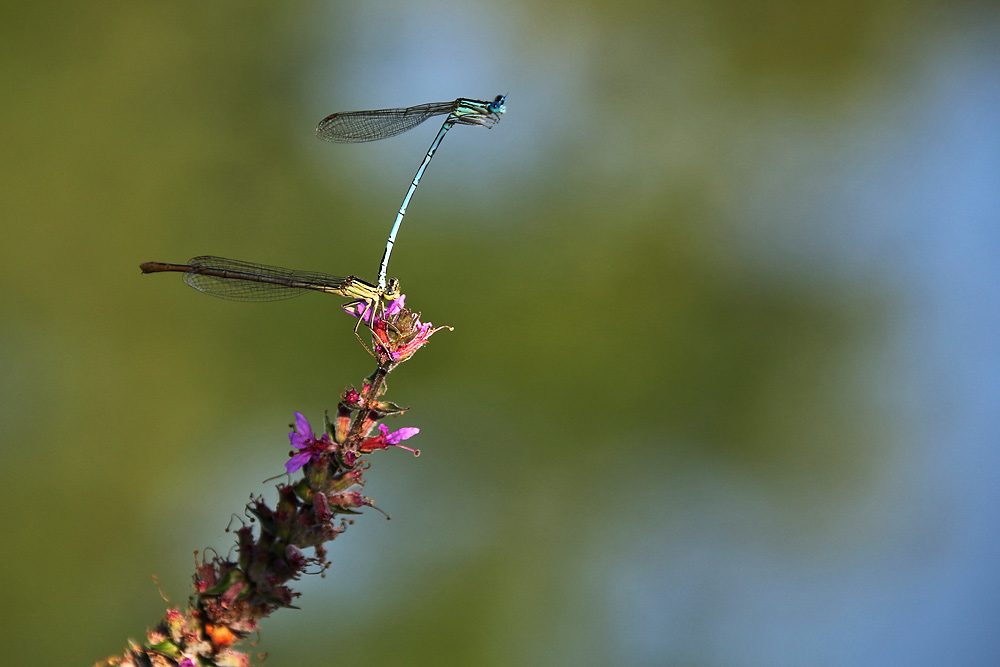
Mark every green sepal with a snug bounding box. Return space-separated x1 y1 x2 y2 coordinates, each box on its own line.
248 505 277 534
200 567 245 596
333 507 364 516
293 479 313 503
371 401 408 418
147 639 181 658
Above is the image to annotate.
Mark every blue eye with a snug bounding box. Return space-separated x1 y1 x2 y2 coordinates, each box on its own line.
489 94 507 113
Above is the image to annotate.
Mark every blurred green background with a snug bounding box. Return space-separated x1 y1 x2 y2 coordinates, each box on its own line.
3 1 999 665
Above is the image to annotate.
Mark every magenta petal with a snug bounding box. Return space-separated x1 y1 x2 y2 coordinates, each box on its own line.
386 427 420 444
285 451 313 474
386 294 406 316
289 432 308 450
294 412 313 439
343 300 375 323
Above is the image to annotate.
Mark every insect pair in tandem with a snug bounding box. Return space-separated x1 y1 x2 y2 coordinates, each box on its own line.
141 94 506 347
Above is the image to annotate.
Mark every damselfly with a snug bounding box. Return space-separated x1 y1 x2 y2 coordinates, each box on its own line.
316 95 506 290
139 255 400 332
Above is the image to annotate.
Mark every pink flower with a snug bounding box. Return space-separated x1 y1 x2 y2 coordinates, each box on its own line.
359 423 420 456
286 412 335 473
343 295 406 324
381 314 450 363
343 292 450 366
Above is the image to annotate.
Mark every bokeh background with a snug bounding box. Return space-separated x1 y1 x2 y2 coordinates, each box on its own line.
3 1 999 665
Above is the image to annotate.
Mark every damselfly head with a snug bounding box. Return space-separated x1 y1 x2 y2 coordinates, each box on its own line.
384 277 402 300
489 94 507 115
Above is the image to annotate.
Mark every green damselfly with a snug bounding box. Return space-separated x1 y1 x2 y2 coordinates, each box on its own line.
316 95 506 289
139 255 400 330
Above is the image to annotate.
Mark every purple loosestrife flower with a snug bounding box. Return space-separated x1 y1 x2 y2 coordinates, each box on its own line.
360 423 421 455
342 292 406 324
381 313 449 363
286 412 335 474
344 292 452 367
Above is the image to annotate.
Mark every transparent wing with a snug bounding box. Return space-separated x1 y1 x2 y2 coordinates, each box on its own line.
315 101 457 143
182 256 350 302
